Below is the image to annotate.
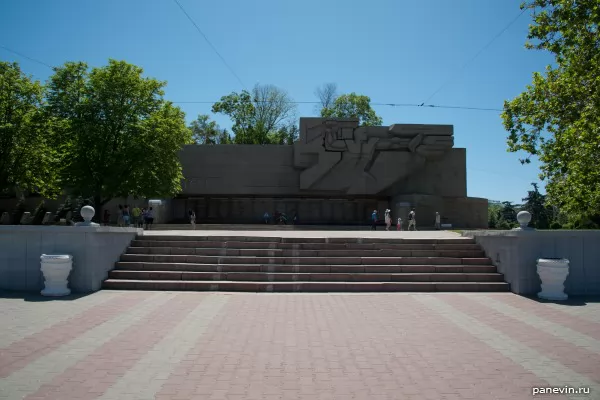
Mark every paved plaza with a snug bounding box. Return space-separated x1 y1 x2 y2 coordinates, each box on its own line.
0 291 598 399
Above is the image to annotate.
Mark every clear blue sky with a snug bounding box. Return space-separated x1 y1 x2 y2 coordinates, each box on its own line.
1 0 554 203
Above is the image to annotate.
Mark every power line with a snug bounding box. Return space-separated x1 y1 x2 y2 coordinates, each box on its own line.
172 0 246 89
421 8 527 105
0 44 54 69
173 100 502 112
0 47 503 112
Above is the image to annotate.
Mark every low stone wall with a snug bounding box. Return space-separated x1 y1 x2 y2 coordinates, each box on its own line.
0 226 141 293
461 230 600 296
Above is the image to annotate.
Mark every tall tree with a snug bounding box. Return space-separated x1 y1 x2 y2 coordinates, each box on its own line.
190 114 226 145
522 182 552 229
253 84 296 135
46 59 191 216
314 83 338 113
320 92 383 126
268 123 299 145
0 61 62 198
501 0 600 220
212 83 297 144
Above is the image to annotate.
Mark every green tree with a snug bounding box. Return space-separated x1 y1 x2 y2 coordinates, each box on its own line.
501 0 600 220
488 201 504 229
521 182 553 228
320 92 383 126
0 62 62 197
46 59 191 217
212 84 297 144
189 114 228 145
268 123 299 145
216 129 234 144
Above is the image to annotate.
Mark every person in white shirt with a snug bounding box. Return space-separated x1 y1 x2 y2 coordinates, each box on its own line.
397 217 402 231
407 208 417 231
435 212 441 230
384 209 392 231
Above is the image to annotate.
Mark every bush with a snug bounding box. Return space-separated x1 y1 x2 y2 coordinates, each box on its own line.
496 220 512 230
549 221 562 230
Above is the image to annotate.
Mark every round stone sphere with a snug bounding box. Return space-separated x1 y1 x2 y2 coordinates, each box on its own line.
80 205 95 222
517 210 532 225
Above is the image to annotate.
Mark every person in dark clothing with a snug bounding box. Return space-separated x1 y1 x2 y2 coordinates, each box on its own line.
370 210 378 231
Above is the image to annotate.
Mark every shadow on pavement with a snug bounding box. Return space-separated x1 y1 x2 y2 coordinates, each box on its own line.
0 290 94 302
521 294 600 306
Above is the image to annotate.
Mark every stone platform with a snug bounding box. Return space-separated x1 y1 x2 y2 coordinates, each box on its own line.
0 291 598 399
103 231 508 292
141 229 465 238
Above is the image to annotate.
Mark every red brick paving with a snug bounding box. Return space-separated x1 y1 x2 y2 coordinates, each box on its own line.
23 294 203 400
499 294 600 341
2 292 598 400
440 294 600 382
154 294 553 400
0 292 150 378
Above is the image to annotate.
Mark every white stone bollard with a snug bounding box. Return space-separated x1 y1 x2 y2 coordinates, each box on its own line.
75 205 99 227
40 254 73 296
537 258 570 301
513 211 533 231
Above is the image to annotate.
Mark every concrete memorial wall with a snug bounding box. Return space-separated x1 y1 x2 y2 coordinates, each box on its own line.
175 118 487 227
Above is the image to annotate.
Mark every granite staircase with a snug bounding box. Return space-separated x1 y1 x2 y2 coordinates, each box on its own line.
102 235 509 292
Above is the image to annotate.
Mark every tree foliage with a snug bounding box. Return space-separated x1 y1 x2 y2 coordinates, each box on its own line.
46 59 191 213
189 114 229 145
521 182 553 228
501 0 600 219
211 84 297 144
0 62 62 197
320 92 383 126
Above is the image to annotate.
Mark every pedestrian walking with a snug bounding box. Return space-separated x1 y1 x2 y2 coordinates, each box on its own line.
384 209 392 231
370 210 378 231
408 208 417 231
189 209 196 230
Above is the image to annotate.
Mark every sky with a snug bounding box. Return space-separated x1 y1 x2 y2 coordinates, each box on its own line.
0 0 555 203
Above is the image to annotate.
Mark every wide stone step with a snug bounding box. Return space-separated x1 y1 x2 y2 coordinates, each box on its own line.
102 279 509 292
119 254 492 265
130 240 482 251
125 247 486 258
108 270 505 282
114 262 499 273
137 235 477 245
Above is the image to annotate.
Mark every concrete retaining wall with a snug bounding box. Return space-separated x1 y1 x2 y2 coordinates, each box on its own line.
0 226 141 293
461 230 600 296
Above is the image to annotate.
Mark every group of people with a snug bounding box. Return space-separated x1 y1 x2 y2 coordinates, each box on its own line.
263 211 298 225
102 205 154 228
371 208 441 231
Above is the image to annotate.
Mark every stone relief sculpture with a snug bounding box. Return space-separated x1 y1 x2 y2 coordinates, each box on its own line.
293 118 454 195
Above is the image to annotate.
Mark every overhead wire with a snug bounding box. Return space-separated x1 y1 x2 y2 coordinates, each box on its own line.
173 100 502 112
421 8 527 105
171 0 246 89
0 48 503 112
0 44 54 69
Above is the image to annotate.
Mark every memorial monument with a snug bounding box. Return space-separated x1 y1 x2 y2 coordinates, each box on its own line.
169 117 487 227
